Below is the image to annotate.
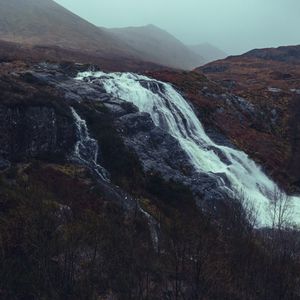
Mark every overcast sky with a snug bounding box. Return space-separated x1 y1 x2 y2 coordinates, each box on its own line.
54 0 300 55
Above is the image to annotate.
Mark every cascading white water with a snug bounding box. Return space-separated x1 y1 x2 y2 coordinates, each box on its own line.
76 71 300 227
71 106 160 247
71 107 109 182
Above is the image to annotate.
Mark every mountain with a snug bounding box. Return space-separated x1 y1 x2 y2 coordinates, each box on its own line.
189 43 227 64
106 24 205 70
0 1 208 70
0 0 141 59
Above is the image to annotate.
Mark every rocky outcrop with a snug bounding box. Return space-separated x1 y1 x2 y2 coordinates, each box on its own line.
0 63 233 210
0 64 141 212
0 105 76 162
117 111 225 205
48 67 229 205
3 60 297 219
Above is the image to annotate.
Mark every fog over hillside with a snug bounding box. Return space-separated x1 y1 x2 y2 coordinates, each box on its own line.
55 0 300 55
107 25 204 69
0 0 136 57
189 43 227 64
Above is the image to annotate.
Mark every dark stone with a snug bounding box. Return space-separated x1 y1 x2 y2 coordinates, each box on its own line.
119 112 155 134
117 109 227 204
0 105 76 162
0 158 10 171
0 63 236 213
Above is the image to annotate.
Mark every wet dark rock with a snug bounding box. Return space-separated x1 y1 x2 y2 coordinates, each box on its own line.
0 105 76 162
0 63 234 212
103 103 128 116
0 158 10 171
223 94 255 115
204 127 235 148
117 109 227 204
139 79 166 95
119 112 155 134
103 101 138 117
22 71 54 86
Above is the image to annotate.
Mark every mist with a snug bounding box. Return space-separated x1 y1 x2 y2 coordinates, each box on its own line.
54 0 300 55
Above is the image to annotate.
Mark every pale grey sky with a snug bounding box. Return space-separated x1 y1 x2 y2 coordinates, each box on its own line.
54 0 300 55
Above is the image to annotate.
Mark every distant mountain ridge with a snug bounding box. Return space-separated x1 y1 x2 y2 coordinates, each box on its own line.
189 43 227 65
242 45 300 63
106 24 205 70
0 0 138 58
0 0 228 70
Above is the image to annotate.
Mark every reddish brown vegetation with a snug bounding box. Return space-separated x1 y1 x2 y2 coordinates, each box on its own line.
198 49 300 192
0 39 165 72
148 48 300 193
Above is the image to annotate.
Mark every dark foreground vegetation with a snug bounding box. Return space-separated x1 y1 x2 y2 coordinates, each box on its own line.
0 59 299 300
0 161 300 300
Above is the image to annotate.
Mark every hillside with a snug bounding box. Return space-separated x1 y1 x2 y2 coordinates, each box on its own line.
0 0 139 59
0 39 166 72
0 61 300 299
107 24 204 70
197 45 300 191
189 43 227 64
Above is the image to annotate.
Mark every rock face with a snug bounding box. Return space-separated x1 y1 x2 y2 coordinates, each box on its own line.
0 62 234 213
2 60 298 220
0 105 76 162
0 158 10 171
65 72 227 205
117 111 225 204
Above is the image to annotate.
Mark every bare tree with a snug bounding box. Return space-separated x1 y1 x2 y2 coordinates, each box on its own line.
268 187 294 231
239 190 259 230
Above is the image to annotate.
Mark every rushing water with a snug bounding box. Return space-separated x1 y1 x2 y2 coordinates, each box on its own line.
71 107 110 182
71 106 160 246
76 71 300 227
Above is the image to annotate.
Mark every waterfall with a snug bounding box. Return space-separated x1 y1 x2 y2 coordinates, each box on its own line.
140 208 160 251
76 71 300 227
71 106 160 246
70 107 110 182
